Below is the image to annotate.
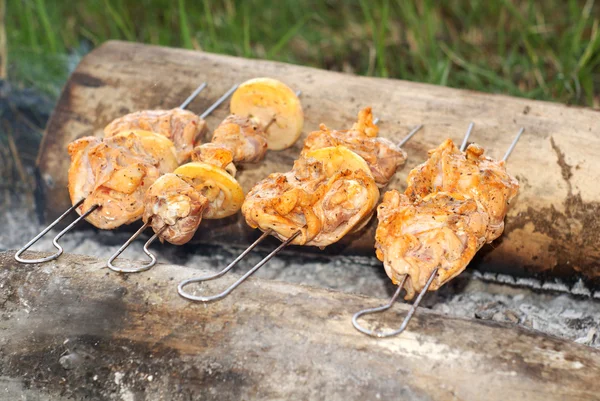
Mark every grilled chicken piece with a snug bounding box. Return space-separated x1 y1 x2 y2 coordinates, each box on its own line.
104 108 207 164
143 173 209 245
142 159 245 244
211 114 268 163
191 143 237 176
67 130 179 229
375 190 488 299
140 115 265 245
191 114 268 169
67 136 101 206
376 140 519 299
406 139 519 241
243 146 379 247
302 107 406 187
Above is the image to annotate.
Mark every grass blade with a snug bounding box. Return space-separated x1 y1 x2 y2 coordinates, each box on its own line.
178 0 193 49
202 0 218 49
33 0 57 53
103 0 135 42
577 18 600 70
266 14 311 59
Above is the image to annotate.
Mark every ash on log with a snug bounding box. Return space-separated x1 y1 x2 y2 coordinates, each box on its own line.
37 41 600 282
1 251 599 400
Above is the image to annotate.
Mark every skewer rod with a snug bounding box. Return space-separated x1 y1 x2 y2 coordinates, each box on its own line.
460 122 475 151
178 82 208 110
398 124 424 148
352 267 438 338
200 84 239 119
178 230 300 302
503 127 525 162
107 222 150 272
14 198 85 263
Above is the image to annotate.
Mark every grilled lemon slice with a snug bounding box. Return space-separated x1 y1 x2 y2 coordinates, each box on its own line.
174 162 244 219
304 145 374 178
230 77 303 151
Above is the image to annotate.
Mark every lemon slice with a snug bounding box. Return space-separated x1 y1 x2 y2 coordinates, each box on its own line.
304 145 373 177
174 162 244 219
230 77 303 150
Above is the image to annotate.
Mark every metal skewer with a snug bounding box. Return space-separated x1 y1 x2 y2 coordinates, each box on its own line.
503 127 525 162
199 84 239 119
398 124 423 147
14 82 211 264
352 126 525 338
109 88 303 273
106 223 166 273
106 85 240 273
178 230 300 302
15 200 97 263
177 126 423 303
460 122 475 152
178 82 208 110
352 269 438 337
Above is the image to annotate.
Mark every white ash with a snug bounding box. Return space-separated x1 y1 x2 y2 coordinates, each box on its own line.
2 206 599 348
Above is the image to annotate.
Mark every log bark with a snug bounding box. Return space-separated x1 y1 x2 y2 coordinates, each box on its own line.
37 40 600 280
1 251 599 400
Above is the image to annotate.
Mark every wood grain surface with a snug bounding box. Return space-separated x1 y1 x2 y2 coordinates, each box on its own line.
1 251 599 400
37 40 600 280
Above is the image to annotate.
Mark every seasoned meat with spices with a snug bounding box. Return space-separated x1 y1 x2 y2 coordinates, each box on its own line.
406 139 519 242
243 146 379 247
104 108 207 164
210 114 268 164
143 173 209 245
68 130 178 229
375 190 488 299
302 107 406 187
375 139 519 299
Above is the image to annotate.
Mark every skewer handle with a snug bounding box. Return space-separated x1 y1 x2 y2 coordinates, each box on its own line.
14 200 97 264
178 230 300 302
352 267 438 338
107 223 163 273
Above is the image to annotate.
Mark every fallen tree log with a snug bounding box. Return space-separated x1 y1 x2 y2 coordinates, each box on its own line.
1 251 599 400
37 41 600 280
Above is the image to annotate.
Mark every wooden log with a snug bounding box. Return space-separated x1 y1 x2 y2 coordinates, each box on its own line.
37 40 600 280
1 250 599 400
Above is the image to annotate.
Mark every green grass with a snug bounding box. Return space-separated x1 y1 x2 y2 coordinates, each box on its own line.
6 0 600 106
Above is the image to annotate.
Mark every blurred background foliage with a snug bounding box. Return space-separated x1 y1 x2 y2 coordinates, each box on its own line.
5 0 600 107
